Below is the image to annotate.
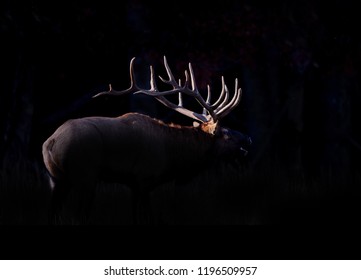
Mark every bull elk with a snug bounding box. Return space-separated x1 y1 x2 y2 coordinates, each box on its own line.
42 56 251 224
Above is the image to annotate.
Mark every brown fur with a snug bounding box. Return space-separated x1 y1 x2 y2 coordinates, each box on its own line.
42 112 249 223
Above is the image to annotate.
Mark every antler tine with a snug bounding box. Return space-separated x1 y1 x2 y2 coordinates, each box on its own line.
214 83 230 113
206 85 211 104
188 62 198 92
149 65 158 91
210 76 226 108
178 79 183 107
93 57 139 98
158 56 179 88
215 79 242 119
203 85 212 115
183 70 191 90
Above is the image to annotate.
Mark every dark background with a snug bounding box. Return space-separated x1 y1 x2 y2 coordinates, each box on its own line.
1 0 361 231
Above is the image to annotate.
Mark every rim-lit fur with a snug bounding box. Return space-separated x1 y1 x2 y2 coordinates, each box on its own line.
42 112 250 223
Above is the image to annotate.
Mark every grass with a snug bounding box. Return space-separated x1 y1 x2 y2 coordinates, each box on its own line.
1 154 360 225
0 156 51 225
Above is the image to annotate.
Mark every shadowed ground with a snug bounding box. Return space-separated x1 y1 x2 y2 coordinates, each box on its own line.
1 155 360 225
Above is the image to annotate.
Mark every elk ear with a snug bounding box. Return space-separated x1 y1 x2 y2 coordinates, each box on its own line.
200 120 219 135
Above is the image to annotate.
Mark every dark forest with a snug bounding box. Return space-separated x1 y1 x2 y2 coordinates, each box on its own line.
1 0 361 230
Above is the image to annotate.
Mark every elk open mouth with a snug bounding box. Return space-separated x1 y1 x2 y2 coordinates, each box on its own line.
239 136 251 156
240 147 248 156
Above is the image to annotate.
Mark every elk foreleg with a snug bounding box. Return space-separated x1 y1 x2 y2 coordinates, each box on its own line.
49 172 97 225
131 188 153 225
49 176 71 225
69 174 97 225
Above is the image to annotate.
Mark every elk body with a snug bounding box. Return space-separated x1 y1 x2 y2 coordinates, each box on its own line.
42 57 251 224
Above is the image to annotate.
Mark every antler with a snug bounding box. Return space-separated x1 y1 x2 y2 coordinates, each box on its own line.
94 56 242 124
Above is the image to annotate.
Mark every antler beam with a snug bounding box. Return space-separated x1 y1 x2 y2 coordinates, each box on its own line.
94 56 242 124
